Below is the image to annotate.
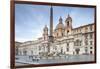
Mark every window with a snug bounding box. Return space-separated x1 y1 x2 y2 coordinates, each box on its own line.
31 51 33 55
67 21 69 26
90 25 92 31
77 29 78 32
85 47 88 53
85 27 88 32
77 40 79 46
80 29 81 32
90 41 93 45
67 30 69 33
39 46 41 50
90 51 92 54
74 40 81 46
67 48 69 52
85 34 88 39
74 40 79 46
61 48 63 54
23 50 27 55
80 41 82 46
67 43 69 46
66 43 69 52
90 34 93 39
90 47 92 49
85 40 88 45
73 52 75 55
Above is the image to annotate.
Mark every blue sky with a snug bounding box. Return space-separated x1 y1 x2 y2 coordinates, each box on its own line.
15 4 95 42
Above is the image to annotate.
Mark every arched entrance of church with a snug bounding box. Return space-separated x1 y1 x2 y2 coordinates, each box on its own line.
75 48 80 55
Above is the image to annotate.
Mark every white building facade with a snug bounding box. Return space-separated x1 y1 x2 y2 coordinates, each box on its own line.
15 7 95 57
16 16 95 57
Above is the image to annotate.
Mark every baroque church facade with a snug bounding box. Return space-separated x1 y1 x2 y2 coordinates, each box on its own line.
15 6 95 57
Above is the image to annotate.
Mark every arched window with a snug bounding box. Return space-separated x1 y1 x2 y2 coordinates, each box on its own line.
67 30 69 33
67 21 69 26
75 48 80 54
90 51 92 54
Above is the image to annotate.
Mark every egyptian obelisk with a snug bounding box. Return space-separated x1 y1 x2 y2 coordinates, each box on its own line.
47 6 54 54
49 6 53 43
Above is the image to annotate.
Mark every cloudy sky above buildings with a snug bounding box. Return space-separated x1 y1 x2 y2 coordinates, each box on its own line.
15 4 95 42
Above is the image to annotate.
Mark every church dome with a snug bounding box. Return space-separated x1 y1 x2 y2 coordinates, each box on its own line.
55 16 64 30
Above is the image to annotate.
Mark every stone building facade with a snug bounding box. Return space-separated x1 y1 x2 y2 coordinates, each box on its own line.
15 7 95 57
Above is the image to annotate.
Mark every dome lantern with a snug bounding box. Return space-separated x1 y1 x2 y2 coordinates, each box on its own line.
59 16 63 23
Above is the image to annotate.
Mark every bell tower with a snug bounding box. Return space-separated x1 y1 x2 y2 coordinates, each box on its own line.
43 25 48 41
65 14 72 35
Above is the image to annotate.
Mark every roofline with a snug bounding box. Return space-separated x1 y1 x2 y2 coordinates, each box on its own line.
72 23 94 30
